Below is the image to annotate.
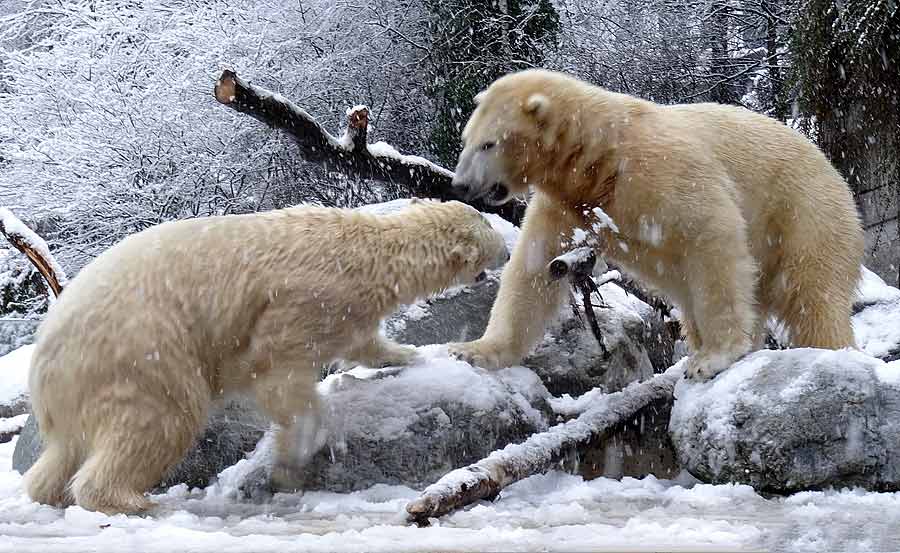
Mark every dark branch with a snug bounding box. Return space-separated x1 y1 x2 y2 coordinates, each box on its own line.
214 69 524 223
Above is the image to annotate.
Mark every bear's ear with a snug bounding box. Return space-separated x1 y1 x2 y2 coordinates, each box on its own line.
473 90 487 105
524 93 550 120
451 244 480 266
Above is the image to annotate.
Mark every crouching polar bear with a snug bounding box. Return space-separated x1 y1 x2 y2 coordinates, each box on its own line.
25 200 508 514
450 69 863 380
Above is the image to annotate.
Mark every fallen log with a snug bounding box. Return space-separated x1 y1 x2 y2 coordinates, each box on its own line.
0 207 67 297
213 70 524 224
405 363 685 525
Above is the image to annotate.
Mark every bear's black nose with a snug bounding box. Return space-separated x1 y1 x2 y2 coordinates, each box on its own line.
451 180 473 201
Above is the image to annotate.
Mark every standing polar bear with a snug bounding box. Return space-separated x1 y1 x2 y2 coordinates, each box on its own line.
25 200 508 514
450 69 863 380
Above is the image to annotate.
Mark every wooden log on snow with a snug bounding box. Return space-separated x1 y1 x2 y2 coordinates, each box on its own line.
0 208 67 297
213 69 524 223
405 364 685 525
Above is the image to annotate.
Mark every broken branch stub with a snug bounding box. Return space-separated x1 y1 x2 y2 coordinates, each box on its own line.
549 247 597 281
213 69 524 224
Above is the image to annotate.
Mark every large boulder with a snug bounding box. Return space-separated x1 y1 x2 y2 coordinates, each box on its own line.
388 278 675 397
227 348 552 494
670 349 900 492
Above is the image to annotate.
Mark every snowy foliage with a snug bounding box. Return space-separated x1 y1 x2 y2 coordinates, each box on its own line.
0 0 433 271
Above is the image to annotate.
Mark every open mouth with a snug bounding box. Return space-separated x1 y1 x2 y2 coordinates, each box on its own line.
483 183 510 205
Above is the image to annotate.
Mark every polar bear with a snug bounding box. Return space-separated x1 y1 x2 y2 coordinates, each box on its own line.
24 200 508 514
449 69 863 380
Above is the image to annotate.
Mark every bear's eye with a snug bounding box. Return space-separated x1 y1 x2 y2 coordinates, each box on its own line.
480 141 496 152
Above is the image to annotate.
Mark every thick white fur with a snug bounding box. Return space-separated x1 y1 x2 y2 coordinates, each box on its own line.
450 69 864 380
24 200 507 514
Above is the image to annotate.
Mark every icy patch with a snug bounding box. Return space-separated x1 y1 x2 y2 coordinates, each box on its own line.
0 345 33 407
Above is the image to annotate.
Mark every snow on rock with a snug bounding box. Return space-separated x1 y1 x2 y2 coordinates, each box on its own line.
232 345 551 493
853 267 900 360
0 345 32 418
670 347 900 493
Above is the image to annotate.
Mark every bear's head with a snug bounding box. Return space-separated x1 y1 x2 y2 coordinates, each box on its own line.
405 199 509 288
440 200 510 286
452 69 618 208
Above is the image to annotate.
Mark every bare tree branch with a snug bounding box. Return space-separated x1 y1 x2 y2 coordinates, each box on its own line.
213 69 524 223
0 208 67 298
405 365 684 525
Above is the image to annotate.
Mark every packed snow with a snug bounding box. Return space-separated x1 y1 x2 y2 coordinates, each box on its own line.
4 428 900 551
853 268 900 358
0 344 32 408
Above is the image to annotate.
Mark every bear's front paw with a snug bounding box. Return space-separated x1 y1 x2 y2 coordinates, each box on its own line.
375 344 420 368
238 466 276 503
447 340 518 370
684 350 746 381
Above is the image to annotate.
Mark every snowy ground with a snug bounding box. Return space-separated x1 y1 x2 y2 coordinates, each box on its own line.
3 431 900 552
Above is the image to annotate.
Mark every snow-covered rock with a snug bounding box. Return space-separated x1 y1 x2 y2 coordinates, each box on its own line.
388 277 675 397
233 346 551 493
671 349 900 492
670 265 900 493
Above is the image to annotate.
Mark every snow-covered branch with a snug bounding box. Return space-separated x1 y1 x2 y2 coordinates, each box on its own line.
0 208 67 298
213 70 524 223
405 364 684 525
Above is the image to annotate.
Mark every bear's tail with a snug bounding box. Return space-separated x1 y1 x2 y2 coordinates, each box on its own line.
23 441 81 508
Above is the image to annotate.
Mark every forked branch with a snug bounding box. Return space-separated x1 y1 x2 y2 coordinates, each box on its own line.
213 70 524 223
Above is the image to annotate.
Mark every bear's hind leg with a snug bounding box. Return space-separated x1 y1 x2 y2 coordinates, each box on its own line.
24 440 80 507
776 259 856 349
70 410 202 515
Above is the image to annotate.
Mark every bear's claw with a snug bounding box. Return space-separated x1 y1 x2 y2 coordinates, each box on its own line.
447 340 513 370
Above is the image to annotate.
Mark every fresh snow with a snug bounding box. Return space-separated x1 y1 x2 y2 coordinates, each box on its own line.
0 414 27 434
366 142 454 179
0 344 32 407
3 317 900 549
853 267 900 358
3 431 900 551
